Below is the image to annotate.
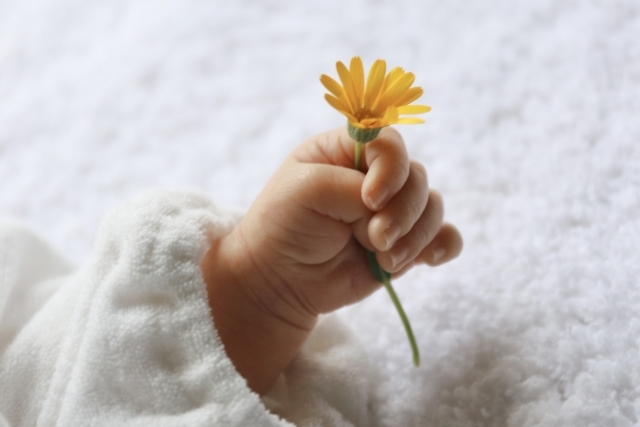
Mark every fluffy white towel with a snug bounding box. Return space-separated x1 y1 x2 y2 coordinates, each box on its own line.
0 189 371 427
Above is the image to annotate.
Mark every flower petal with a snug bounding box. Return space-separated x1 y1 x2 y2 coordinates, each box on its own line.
350 57 364 109
384 105 399 124
364 118 389 128
382 67 405 93
320 74 346 100
364 59 386 109
396 117 425 124
397 105 431 115
336 61 359 112
321 59 429 130
373 72 416 113
396 87 424 106
324 94 358 121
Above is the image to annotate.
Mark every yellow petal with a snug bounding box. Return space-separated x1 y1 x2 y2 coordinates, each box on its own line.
350 121 366 129
396 87 424 106
373 72 416 113
372 119 390 128
320 74 346 100
324 94 358 122
397 105 431 114
350 57 364 108
336 61 358 112
396 117 425 124
364 59 386 108
361 118 379 126
381 67 405 93
384 105 399 124
344 112 360 123
324 93 349 113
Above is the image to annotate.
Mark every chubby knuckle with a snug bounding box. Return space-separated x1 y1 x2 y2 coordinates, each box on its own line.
390 156 410 183
428 189 445 217
381 126 403 144
287 165 325 201
415 220 433 247
410 160 428 184
403 223 434 258
407 192 426 222
298 164 324 188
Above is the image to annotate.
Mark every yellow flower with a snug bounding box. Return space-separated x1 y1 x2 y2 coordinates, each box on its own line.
320 57 431 130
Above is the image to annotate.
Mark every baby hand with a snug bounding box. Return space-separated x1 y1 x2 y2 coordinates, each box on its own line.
201 127 462 393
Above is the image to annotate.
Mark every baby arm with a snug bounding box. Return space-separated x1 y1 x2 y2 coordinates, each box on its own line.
200 127 463 394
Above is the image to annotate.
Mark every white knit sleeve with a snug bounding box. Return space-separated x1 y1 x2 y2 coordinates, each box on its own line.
0 189 293 427
0 189 373 427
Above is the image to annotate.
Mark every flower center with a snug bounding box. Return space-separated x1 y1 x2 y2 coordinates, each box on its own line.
354 108 378 121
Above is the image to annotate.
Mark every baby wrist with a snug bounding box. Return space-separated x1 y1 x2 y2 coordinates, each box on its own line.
200 227 317 393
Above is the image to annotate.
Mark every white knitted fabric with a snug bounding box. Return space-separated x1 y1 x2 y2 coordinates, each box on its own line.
0 190 371 427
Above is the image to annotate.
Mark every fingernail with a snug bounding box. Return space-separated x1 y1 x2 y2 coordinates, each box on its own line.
368 187 389 211
383 224 402 251
390 246 410 269
432 247 446 263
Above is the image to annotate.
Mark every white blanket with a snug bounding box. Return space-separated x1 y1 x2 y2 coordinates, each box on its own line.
2 0 640 425
0 190 371 427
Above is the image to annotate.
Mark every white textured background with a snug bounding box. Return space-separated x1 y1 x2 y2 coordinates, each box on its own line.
2 0 640 426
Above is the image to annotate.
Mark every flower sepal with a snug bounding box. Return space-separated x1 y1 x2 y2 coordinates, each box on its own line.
347 123 382 144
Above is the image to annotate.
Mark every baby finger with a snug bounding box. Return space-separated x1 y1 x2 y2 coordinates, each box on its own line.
376 189 444 273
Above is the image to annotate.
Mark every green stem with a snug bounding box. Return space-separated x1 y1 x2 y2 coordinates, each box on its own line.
353 126 420 367
366 250 420 367
381 272 421 367
355 141 363 171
